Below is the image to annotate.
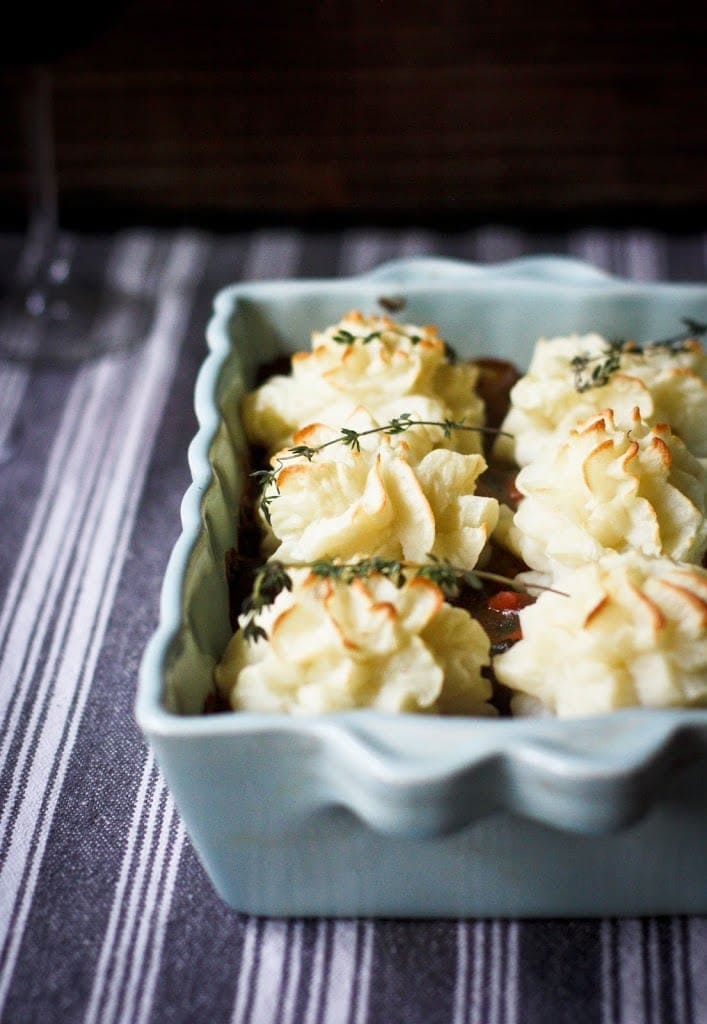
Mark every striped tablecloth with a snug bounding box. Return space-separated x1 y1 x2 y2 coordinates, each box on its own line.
1 226 706 1024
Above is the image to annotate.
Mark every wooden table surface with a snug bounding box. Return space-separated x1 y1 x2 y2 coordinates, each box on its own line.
1 1 707 222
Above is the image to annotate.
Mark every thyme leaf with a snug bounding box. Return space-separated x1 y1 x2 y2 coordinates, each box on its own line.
288 444 317 460
332 328 356 345
332 328 382 345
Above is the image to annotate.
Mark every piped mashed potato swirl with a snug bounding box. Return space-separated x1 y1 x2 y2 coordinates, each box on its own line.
499 407 707 582
495 332 707 466
493 553 707 717
263 407 499 568
242 311 485 455
216 569 495 715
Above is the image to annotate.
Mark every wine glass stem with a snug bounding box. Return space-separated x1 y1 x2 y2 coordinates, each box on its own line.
19 65 60 289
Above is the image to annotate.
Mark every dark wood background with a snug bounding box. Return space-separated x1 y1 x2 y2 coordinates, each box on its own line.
2 1 706 224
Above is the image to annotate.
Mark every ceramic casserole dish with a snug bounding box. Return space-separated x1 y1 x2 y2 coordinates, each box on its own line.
137 256 707 918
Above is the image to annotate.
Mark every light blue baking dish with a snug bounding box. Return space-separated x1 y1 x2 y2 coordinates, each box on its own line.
137 257 707 917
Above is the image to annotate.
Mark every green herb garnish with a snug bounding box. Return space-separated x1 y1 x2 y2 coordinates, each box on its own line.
239 556 557 644
332 329 382 345
570 318 707 393
643 317 707 352
240 559 293 643
570 341 623 393
253 414 511 523
330 322 439 348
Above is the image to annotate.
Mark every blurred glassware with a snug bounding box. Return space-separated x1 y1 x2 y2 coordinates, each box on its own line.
0 14 152 363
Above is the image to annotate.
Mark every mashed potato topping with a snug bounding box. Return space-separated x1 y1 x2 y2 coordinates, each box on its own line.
214 313 707 719
264 407 499 568
242 311 485 455
216 570 495 715
495 332 707 466
493 553 707 717
501 407 707 581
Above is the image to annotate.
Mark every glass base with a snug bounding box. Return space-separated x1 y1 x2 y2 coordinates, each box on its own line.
0 280 153 365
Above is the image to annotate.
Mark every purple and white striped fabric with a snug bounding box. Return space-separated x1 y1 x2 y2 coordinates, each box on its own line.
1 226 706 1024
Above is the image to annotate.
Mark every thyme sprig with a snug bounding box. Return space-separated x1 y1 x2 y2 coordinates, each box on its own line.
332 319 462 362
571 341 622 393
332 328 383 345
240 556 558 644
570 318 707 393
240 560 293 643
252 413 511 523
